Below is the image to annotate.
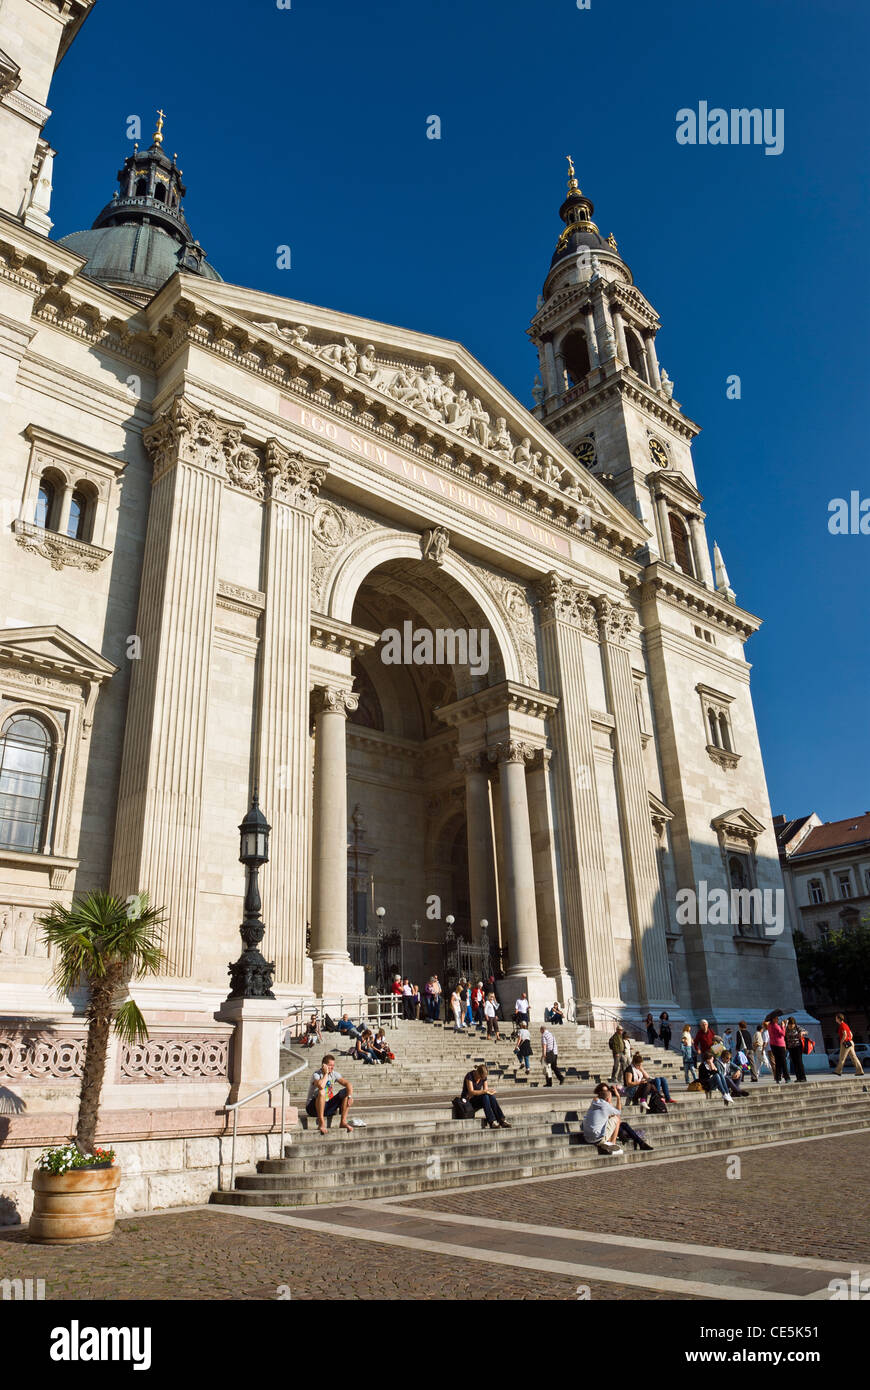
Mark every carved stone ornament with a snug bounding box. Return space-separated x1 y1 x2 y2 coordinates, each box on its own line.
13 522 108 572
120 1036 230 1082
421 525 450 565
265 439 326 509
310 496 380 608
593 594 635 645
473 564 539 687
535 572 599 637
0 1034 85 1082
489 739 534 766
0 904 50 958
251 321 596 503
312 686 360 718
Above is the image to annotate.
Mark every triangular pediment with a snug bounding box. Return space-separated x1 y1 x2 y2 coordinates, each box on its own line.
712 807 767 847
0 626 117 682
648 790 674 822
173 278 649 552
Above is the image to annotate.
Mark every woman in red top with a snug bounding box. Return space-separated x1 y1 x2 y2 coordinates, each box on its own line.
765 1011 790 1083
694 1019 715 1054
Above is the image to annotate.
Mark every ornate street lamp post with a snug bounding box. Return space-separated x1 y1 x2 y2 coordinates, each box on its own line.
227 791 275 999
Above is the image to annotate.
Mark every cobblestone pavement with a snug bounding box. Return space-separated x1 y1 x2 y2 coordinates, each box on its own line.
413 1132 870 1264
0 1209 696 1301
0 1133 865 1300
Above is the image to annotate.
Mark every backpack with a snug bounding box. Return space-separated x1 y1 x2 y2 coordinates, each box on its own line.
323 1014 337 1033
646 1089 668 1115
452 1096 474 1120
687 1080 704 1092
801 1035 815 1054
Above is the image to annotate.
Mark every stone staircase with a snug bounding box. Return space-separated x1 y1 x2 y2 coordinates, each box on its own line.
211 1021 870 1209
279 1019 685 1098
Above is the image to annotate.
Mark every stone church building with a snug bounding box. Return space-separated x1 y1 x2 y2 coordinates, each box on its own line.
0 0 811 1033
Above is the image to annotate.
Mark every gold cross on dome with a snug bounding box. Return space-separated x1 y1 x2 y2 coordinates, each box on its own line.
153 109 166 146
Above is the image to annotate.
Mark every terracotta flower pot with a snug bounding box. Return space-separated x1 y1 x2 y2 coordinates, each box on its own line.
28 1164 121 1245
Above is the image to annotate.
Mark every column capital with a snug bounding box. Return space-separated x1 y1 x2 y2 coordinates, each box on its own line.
454 751 489 776
311 685 359 718
593 594 635 647
489 739 535 767
535 571 598 637
265 440 326 510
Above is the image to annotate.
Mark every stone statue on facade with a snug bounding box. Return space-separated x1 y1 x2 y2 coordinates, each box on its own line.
421 525 450 565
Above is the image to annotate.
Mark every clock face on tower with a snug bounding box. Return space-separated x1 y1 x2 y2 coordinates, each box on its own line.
574 437 597 469
648 437 669 468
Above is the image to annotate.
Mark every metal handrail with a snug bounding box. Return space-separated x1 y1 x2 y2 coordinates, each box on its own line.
222 1047 309 1192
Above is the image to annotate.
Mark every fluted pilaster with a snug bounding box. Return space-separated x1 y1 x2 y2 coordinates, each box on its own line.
536 573 620 1003
256 443 326 983
594 595 672 1005
111 397 228 976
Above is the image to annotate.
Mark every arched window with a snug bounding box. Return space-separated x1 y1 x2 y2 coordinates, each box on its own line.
67 489 89 541
708 709 721 747
561 331 591 385
625 329 648 382
718 713 731 751
35 477 56 529
153 183 166 203
668 511 695 577
0 713 53 853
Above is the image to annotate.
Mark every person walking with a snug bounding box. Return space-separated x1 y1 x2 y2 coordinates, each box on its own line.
484 992 500 1039
680 1024 698 1083
694 1018 715 1056
540 1025 565 1086
450 987 464 1032
735 1020 759 1081
645 1013 658 1046
784 1017 807 1082
608 1025 628 1083
658 1012 672 1050
752 1022 770 1077
514 1022 533 1073
833 1013 866 1076
765 1011 790 1083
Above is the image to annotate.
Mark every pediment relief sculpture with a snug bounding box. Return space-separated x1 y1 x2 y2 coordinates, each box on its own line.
253 319 598 504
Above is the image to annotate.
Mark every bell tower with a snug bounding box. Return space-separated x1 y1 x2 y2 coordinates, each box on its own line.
528 159 716 592
0 0 95 232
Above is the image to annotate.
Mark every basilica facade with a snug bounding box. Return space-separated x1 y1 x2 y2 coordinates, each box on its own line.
0 0 810 1033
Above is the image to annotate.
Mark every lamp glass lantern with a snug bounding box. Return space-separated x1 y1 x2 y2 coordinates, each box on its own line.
239 793 271 866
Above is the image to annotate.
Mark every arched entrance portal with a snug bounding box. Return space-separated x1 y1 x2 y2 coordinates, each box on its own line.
308 545 557 1006
344 557 502 989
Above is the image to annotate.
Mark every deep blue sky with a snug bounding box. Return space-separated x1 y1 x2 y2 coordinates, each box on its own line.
47 0 868 822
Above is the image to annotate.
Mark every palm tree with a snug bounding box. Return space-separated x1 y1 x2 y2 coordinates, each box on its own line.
37 892 166 1154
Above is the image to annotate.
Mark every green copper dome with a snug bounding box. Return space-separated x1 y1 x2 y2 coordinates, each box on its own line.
59 114 221 302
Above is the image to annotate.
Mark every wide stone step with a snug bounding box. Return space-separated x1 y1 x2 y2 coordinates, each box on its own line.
212 1114 870 1207
261 1100 870 1175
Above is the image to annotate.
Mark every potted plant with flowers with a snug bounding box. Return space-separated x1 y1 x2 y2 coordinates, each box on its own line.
29 891 165 1244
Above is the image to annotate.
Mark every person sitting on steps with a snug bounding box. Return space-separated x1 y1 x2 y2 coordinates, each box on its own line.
623 1053 677 1108
352 1030 378 1064
582 1082 654 1155
698 1050 733 1105
306 1054 354 1136
461 1064 511 1129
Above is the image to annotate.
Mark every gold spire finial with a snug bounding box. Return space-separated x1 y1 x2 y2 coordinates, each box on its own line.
153 109 165 147
566 154 580 195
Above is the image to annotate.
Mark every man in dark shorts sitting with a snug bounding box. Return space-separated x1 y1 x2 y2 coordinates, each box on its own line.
306 1054 354 1135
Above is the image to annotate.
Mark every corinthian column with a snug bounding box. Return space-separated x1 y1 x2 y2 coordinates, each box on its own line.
111 397 229 977
536 574 620 1011
256 443 326 984
489 741 542 978
594 596 672 1006
310 686 358 976
457 754 497 940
